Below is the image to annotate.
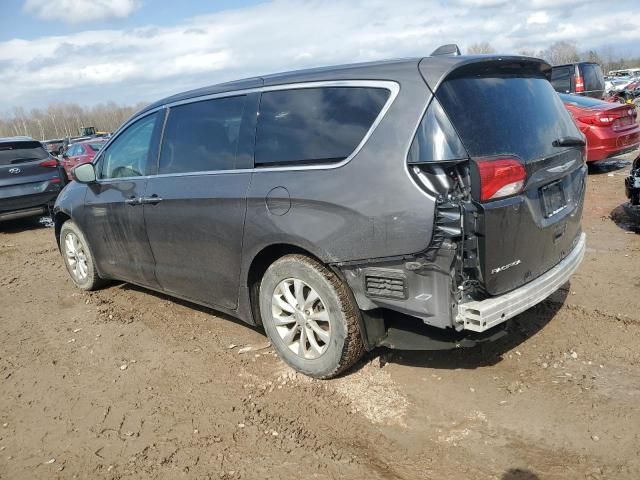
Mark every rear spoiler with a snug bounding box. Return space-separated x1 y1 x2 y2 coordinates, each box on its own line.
419 55 552 93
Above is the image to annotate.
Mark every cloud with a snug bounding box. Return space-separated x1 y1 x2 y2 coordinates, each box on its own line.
23 0 140 24
2 0 640 110
527 11 550 25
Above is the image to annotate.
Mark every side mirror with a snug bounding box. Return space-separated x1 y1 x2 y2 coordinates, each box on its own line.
72 163 97 183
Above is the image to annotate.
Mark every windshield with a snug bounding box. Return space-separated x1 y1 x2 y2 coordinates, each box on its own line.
437 75 581 162
559 93 607 108
0 141 49 166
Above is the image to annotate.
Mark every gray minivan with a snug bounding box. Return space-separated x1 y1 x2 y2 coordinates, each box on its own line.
55 52 587 378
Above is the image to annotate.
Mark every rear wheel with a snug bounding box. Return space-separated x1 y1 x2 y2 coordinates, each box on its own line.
259 254 364 379
60 221 106 290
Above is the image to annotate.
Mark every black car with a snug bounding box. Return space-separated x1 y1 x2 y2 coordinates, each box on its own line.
550 62 605 98
54 50 587 378
0 137 65 222
625 154 640 206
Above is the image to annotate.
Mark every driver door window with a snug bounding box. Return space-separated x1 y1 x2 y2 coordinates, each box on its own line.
99 112 160 179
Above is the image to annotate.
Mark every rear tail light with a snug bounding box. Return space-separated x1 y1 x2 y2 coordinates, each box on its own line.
575 75 585 93
578 107 637 130
50 177 61 184
475 157 527 202
39 158 58 167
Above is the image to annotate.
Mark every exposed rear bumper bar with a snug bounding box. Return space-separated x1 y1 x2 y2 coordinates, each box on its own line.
457 233 586 332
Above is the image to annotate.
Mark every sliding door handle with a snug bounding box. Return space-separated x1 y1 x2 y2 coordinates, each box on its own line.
140 195 163 205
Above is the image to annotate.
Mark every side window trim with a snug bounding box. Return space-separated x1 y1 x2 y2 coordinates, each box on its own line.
93 80 399 178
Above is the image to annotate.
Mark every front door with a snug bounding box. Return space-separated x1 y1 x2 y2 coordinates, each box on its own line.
143 94 257 309
83 111 163 287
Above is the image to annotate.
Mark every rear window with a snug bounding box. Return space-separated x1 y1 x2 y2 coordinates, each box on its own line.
0 141 49 166
255 87 389 167
581 64 604 93
436 76 581 162
551 66 572 93
88 143 106 152
559 93 606 108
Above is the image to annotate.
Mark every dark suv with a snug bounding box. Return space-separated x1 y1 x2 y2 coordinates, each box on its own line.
1 137 65 222
54 52 587 378
550 62 605 98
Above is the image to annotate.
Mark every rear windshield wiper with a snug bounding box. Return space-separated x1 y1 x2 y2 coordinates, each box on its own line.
9 157 43 164
553 136 586 148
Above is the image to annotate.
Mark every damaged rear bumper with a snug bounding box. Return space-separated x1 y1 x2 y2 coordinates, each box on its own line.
457 232 586 332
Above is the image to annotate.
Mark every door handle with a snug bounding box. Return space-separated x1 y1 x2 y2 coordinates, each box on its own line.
124 196 141 206
139 195 163 205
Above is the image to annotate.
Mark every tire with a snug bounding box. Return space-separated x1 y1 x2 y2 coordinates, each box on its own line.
60 221 106 291
259 254 365 379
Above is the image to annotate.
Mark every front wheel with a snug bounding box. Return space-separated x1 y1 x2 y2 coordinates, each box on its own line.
60 221 106 290
259 254 365 379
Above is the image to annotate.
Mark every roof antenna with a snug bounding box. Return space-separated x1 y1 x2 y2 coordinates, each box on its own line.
431 44 461 56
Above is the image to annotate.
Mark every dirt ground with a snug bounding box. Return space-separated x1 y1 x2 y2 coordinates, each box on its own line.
1 156 639 480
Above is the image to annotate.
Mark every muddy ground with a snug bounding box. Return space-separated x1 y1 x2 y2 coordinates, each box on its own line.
1 156 639 480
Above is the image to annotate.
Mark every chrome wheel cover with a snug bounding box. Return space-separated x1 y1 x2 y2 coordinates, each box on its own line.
271 278 331 359
64 232 88 282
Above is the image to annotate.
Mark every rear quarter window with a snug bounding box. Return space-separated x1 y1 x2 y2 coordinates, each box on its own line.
255 87 390 167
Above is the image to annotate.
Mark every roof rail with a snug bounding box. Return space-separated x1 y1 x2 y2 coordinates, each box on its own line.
430 44 461 57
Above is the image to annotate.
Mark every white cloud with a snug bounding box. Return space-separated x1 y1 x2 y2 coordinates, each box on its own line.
527 11 550 24
2 0 639 110
23 0 140 24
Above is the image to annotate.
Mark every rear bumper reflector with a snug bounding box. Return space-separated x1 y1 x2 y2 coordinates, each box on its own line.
457 232 586 332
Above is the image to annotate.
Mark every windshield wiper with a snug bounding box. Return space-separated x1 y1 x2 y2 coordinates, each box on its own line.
553 136 586 148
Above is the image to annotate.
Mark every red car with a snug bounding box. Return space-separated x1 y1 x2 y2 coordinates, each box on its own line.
61 139 106 179
560 93 640 162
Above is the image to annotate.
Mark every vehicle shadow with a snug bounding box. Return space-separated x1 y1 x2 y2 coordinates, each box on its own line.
116 282 266 334
502 468 540 480
587 159 631 174
610 203 640 233
0 216 53 233
372 288 568 371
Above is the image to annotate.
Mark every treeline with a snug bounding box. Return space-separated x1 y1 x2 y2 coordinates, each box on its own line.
0 101 147 141
468 40 639 74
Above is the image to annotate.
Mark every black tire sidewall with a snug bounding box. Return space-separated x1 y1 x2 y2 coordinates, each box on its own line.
259 257 350 378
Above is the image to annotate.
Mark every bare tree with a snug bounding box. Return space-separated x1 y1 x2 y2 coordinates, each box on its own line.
518 49 539 58
541 41 580 65
467 41 496 54
0 102 147 140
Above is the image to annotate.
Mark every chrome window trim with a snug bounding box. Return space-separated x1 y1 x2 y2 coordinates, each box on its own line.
93 80 400 182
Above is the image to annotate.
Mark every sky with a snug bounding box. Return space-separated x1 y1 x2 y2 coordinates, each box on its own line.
1 0 639 112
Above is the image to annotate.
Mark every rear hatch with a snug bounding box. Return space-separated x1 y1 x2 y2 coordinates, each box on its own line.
0 140 63 212
424 58 587 295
